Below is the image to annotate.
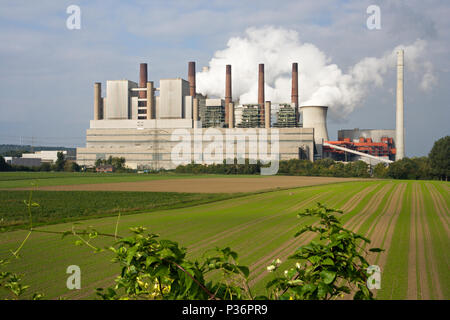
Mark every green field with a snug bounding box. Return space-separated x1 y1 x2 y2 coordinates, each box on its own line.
0 179 448 300
0 190 245 230
0 172 261 189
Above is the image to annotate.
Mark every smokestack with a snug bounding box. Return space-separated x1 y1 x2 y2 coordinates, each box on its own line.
265 101 271 129
225 65 232 125
193 98 199 128
396 50 405 161
228 102 234 128
94 82 102 120
139 63 148 99
188 61 196 97
291 62 299 125
146 81 154 119
258 64 265 125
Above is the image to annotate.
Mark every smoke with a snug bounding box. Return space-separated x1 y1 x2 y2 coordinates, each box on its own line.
196 26 435 120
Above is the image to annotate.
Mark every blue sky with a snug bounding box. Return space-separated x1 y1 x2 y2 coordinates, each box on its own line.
0 0 448 156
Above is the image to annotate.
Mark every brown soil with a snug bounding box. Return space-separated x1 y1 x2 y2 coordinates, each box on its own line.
190 193 328 255
344 183 394 232
247 184 381 286
372 184 406 299
17 176 363 193
339 183 401 300
407 183 419 299
418 185 444 299
425 183 449 234
340 183 379 213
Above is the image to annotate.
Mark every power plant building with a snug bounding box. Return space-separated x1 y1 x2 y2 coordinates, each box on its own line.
77 53 405 169
77 62 317 169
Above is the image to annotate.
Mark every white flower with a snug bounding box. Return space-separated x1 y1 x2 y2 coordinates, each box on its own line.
267 265 276 272
275 259 282 266
284 270 289 277
295 262 301 269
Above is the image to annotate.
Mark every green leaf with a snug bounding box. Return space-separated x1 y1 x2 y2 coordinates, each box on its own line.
301 283 317 294
308 255 321 264
322 258 334 266
320 270 336 284
237 266 249 278
317 282 329 299
369 248 384 253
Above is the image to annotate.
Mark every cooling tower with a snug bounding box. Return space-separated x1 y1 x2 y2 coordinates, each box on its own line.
396 50 405 161
300 106 329 156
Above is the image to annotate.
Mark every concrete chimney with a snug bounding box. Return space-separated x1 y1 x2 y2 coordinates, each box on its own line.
146 81 154 119
228 102 234 128
225 65 232 126
265 101 271 129
193 98 199 128
395 50 405 161
139 63 148 99
188 61 196 97
94 82 103 120
258 64 265 126
291 62 299 125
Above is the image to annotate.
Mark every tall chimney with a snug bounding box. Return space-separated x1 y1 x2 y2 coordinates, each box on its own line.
193 98 199 128
291 62 299 125
225 65 232 125
188 61 196 97
94 82 102 120
228 102 234 128
258 64 265 126
139 63 147 99
146 81 154 119
265 101 271 129
395 50 405 161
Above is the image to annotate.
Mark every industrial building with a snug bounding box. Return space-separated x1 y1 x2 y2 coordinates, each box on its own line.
77 50 406 169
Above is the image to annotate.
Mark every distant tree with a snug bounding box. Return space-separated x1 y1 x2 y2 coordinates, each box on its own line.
428 136 449 181
387 158 419 180
95 158 103 167
0 150 27 157
64 161 81 172
0 156 11 171
412 157 432 180
111 157 126 170
39 162 51 172
373 163 388 178
54 152 66 171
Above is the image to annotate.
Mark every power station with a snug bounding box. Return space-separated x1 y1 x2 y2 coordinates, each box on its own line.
77 51 406 169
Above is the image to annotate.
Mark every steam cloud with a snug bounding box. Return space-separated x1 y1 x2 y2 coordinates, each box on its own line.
196 26 436 120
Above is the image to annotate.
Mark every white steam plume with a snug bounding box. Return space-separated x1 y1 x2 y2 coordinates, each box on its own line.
196 26 435 120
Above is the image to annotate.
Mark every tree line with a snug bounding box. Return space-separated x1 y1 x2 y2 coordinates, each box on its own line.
175 135 449 180
0 152 80 172
1 136 448 180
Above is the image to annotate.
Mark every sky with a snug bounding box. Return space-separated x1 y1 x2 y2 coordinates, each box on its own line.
0 0 448 157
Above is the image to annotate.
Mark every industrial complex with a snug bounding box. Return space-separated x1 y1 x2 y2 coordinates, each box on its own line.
76 50 406 170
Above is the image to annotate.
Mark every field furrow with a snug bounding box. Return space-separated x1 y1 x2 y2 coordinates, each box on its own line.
0 178 448 300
